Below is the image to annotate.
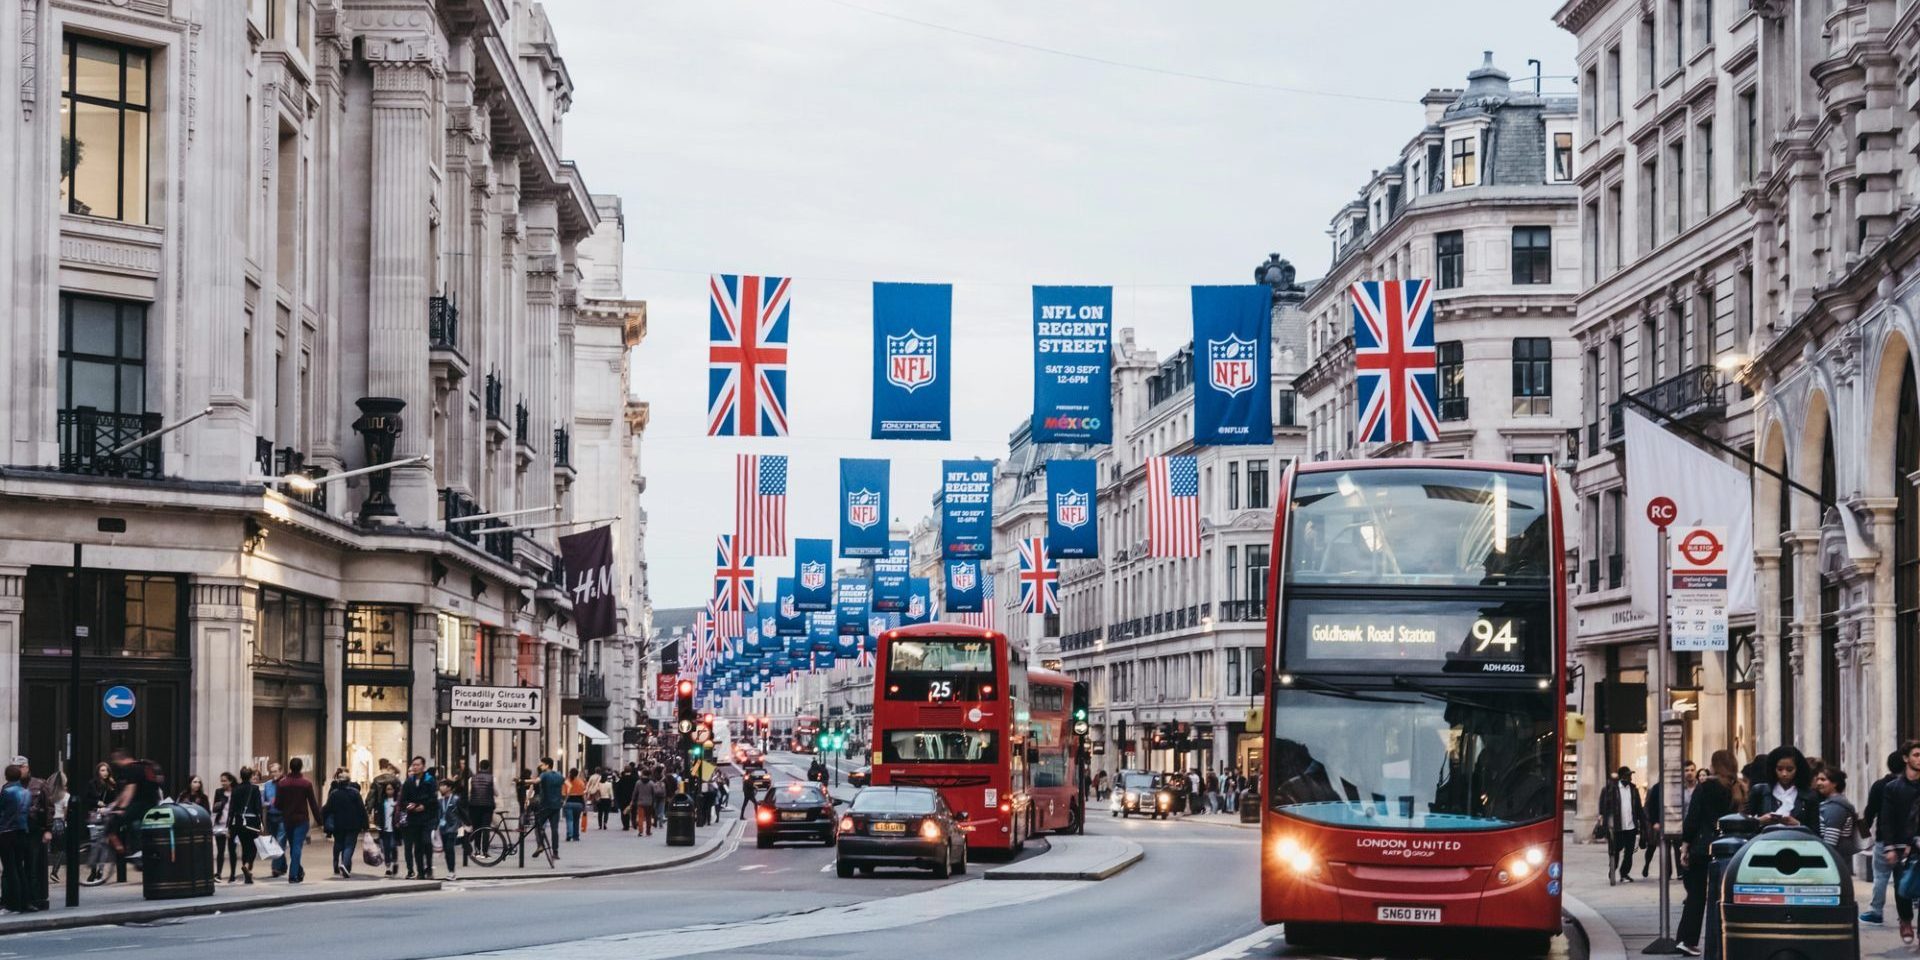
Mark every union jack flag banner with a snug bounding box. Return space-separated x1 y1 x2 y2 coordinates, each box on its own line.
1350 279 1439 444
1017 539 1058 615
953 572 997 629
1146 455 1202 558
708 274 792 436
711 535 753 640
735 454 788 557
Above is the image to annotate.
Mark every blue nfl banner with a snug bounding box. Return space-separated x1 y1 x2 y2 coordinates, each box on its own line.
944 558 984 613
903 577 932 625
871 282 952 440
754 606 777 651
834 631 859 660
838 458 890 558
808 612 836 654
793 539 833 612
873 539 910 612
1191 285 1273 445
835 579 871 636
775 577 805 636
1046 459 1099 559
1031 286 1114 443
940 460 994 559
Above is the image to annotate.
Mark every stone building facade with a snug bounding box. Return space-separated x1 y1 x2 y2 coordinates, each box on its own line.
0 0 636 797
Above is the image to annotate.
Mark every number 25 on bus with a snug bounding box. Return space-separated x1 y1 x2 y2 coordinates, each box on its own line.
1259 460 1569 957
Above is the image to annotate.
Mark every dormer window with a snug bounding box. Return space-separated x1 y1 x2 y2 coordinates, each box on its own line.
1449 135 1478 187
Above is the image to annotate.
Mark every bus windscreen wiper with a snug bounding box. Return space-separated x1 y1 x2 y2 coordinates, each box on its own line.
1289 674 1404 705
1390 676 1530 717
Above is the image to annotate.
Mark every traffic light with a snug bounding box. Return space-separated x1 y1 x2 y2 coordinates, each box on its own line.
1071 681 1090 736
676 678 696 734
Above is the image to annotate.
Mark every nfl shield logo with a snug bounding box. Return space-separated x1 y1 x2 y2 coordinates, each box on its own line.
908 595 926 619
846 489 881 530
952 561 977 592
780 595 797 618
800 561 827 591
1054 490 1089 530
1208 334 1258 397
761 616 776 638
869 616 887 636
885 331 938 393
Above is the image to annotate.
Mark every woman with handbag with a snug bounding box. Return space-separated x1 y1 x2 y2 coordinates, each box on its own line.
229 766 265 885
211 772 236 881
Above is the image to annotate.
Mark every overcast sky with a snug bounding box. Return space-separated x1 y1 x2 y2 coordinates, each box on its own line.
540 0 1577 610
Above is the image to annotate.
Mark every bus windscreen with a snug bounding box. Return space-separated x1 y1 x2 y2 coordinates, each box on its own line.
1286 468 1552 588
883 638 998 701
880 729 999 764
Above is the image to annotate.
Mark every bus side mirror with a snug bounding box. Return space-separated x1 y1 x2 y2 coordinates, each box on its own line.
1026 746 1041 765
955 810 970 821
1250 664 1266 690
1565 711 1587 744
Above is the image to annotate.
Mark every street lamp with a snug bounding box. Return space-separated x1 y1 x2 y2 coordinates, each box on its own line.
275 454 431 493
444 504 562 526
107 406 214 457
482 514 619 535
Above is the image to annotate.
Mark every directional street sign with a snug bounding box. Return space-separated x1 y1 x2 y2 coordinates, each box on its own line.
103 685 136 719
449 685 542 730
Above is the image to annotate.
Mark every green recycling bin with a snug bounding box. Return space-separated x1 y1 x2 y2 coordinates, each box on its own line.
1717 824 1857 960
140 801 216 900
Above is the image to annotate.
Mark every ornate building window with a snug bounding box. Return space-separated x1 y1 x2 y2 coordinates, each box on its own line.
59 35 150 223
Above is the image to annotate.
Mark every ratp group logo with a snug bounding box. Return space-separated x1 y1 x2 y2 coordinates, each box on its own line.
1054 489 1089 530
799 561 828 591
1207 334 1258 397
951 561 977 592
885 331 939 393
846 488 882 530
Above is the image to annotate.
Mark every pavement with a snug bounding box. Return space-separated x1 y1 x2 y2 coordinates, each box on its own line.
0 813 740 935
985 833 1143 880
1561 838 1910 959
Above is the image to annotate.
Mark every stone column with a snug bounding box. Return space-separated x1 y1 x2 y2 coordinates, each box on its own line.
366 59 442 524
190 578 256 779
1752 549 1781 750
523 201 560 537
1864 499 1900 772
0 568 23 756
411 610 439 764
1784 530 1820 751
322 601 348 780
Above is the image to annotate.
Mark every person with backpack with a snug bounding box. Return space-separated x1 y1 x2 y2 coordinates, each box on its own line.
1813 766 1858 879
1861 750 1907 926
631 770 660 837
464 760 497 866
321 768 367 879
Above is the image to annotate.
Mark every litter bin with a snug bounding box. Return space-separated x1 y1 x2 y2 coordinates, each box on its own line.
1704 814 1765 960
1716 824 1857 960
665 793 697 847
1238 790 1261 824
140 802 215 900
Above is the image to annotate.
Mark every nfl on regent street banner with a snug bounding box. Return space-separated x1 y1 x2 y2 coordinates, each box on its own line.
558 525 617 641
839 458 890 559
941 460 994 559
775 577 805 636
1191 284 1273 445
795 538 834 612
1046 459 1099 560
903 577 932 625
873 539 910 612
871 282 952 440
808 612 836 654
835 579 871 636
944 558 984 613
1032 285 1114 443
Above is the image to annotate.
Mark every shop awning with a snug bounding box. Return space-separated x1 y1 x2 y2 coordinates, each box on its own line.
575 717 611 744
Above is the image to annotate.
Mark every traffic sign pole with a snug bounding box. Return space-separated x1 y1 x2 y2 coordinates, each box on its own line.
1645 507 1679 956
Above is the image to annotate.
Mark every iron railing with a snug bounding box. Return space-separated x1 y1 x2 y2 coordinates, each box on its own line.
579 670 607 703
1439 396 1470 421
485 372 505 423
254 436 274 477
1586 557 1600 593
1608 554 1624 590
553 427 570 468
1217 599 1265 622
428 296 459 350
58 408 164 478
515 401 530 444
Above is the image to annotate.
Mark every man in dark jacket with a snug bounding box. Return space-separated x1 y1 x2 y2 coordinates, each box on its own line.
400 756 438 878
614 765 638 830
12 755 52 911
1860 750 1906 925
534 758 564 860
271 758 325 884
463 760 497 866
321 772 367 878
1870 740 1920 941
1597 766 1644 886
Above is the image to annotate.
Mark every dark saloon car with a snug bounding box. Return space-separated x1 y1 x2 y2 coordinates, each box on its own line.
846 766 871 788
746 769 774 794
755 781 842 848
835 786 967 879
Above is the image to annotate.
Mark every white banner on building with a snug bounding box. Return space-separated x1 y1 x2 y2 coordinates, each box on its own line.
1622 409 1754 618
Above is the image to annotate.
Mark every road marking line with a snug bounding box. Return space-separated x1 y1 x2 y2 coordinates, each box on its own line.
818 861 834 873
1177 925 1284 960
738 863 766 871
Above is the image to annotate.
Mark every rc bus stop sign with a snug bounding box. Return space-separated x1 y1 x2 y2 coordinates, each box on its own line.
103 685 136 719
1646 496 1678 529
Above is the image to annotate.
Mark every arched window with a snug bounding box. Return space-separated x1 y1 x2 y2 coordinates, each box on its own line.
1818 429 1840 764
1897 367 1919 741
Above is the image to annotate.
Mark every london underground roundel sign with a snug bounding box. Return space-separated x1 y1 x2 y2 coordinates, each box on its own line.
1646 496 1678 529
1676 528 1725 570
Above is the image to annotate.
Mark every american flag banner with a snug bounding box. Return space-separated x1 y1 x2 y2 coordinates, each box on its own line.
953 572 997 629
735 454 788 557
1017 539 1058 615
1351 279 1439 444
708 274 792 437
1147 455 1202 557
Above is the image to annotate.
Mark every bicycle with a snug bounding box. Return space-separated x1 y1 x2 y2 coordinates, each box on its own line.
78 812 142 886
465 814 556 869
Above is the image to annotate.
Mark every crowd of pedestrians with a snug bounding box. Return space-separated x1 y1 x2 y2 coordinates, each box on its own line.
1089 766 1254 816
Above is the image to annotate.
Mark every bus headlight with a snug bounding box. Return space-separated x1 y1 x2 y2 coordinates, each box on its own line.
1275 837 1315 875
1501 846 1547 883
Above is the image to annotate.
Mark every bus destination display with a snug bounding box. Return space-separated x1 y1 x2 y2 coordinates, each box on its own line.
1302 611 1533 674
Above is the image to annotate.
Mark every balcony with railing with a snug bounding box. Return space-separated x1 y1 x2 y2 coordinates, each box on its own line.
1607 553 1624 590
579 668 608 706
1217 598 1265 622
275 447 328 511
1609 365 1725 445
553 426 571 470
1439 396 1470 422
58 408 164 479
429 296 459 350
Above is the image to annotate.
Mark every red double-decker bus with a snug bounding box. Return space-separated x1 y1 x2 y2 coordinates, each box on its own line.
869 624 1035 854
1025 667 1086 834
1260 461 1567 956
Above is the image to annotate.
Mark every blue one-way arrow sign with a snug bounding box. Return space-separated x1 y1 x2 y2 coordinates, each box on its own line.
103 685 135 719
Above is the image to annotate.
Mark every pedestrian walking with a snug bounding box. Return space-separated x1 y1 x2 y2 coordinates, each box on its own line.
534 759 565 858
1597 766 1644 886
632 770 660 836
464 760 497 865
13 755 53 911
262 760 285 877
0 765 30 914
1860 750 1907 926
229 766 264 884
322 768 367 879
272 757 324 884
435 780 466 880
1093 770 1108 801
590 769 615 829
615 765 638 830
1863 739 1920 943
1745 744 1820 827
1677 749 1745 956
401 756 437 879
1643 761 1694 879
563 768 586 841
374 780 401 876
1813 766 1858 879
1205 771 1222 814
212 772 237 881
177 775 210 810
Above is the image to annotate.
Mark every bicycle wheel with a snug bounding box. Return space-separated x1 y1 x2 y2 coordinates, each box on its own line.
534 828 556 869
465 827 508 867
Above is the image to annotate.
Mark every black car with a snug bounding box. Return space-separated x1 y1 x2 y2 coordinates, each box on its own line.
846 766 871 788
746 769 773 793
835 786 967 879
755 781 841 848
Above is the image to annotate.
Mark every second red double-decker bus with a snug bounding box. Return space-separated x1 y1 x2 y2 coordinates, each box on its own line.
869 624 1036 854
1025 667 1086 834
1260 460 1567 955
